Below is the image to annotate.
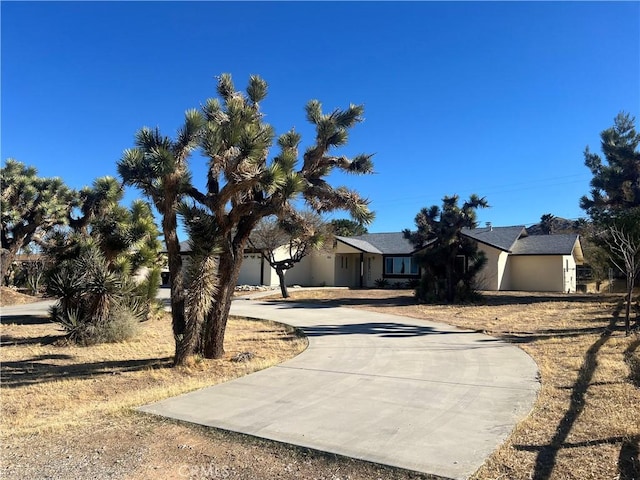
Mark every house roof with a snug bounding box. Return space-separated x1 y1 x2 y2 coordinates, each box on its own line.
336 232 416 255
461 226 527 252
511 234 583 260
160 240 192 254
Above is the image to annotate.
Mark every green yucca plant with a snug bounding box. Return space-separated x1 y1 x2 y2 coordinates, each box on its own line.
47 247 142 345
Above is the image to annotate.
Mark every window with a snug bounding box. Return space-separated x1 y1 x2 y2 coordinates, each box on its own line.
384 256 419 276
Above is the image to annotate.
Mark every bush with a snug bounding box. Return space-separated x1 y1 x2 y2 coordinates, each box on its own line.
50 302 140 345
47 247 145 345
374 278 389 288
98 304 140 344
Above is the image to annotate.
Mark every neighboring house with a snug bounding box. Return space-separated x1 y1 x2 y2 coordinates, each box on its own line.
163 226 584 293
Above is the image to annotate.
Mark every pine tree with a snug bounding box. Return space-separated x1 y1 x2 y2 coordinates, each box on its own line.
581 113 640 333
330 218 368 236
580 112 640 222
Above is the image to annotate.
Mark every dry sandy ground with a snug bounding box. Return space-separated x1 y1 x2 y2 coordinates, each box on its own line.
1 288 638 480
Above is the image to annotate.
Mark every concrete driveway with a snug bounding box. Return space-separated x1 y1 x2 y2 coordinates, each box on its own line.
140 298 539 479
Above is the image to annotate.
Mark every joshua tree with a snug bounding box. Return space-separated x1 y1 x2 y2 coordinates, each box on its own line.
540 213 556 235
1 159 77 285
404 194 488 303
174 73 374 363
118 110 204 347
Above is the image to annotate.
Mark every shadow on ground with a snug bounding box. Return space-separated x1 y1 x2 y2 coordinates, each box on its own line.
1 314 51 325
267 290 619 310
1 355 173 389
513 315 640 480
301 321 464 338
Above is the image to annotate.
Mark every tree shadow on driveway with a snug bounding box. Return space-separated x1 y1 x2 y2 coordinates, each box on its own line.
300 321 458 338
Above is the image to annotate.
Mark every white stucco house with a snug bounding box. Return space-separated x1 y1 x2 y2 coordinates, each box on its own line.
164 226 584 293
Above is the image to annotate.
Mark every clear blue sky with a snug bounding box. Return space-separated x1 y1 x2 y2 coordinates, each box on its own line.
2 1 639 235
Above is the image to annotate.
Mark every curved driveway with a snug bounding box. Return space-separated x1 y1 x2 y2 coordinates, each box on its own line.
140 299 539 479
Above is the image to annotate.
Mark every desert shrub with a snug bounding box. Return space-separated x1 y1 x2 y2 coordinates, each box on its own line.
406 278 420 289
47 247 144 345
374 278 389 288
97 304 140 343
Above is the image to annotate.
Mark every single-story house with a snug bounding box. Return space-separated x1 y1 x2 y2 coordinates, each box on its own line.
461 226 584 293
163 226 584 293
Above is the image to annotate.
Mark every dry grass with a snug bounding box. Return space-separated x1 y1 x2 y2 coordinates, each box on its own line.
274 289 640 480
1 312 307 438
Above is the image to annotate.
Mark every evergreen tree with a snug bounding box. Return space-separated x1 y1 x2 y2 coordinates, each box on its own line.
404 195 488 303
581 113 640 328
580 112 640 222
330 218 368 236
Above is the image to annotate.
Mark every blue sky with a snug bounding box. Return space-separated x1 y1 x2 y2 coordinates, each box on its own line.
2 1 639 235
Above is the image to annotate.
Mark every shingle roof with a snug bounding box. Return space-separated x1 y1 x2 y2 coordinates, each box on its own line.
336 232 416 255
511 234 581 256
461 226 527 252
161 240 192 254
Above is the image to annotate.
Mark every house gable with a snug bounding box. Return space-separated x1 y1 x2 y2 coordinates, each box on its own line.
461 226 527 252
510 234 583 263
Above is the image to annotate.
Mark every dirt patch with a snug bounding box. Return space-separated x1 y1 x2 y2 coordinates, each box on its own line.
0 286 42 306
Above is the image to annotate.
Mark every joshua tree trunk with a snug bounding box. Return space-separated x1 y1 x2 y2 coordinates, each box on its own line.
1 225 34 286
162 210 186 344
1 242 21 286
200 243 245 359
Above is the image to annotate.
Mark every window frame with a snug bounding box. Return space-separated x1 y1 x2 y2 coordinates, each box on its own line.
382 255 420 278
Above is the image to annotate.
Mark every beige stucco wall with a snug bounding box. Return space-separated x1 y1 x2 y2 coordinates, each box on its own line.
283 254 313 286
475 244 510 291
238 253 264 285
507 255 567 292
362 254 383 288
309 252 336 286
